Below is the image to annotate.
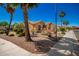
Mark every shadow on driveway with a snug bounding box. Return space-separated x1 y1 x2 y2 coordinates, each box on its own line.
47 37 79 56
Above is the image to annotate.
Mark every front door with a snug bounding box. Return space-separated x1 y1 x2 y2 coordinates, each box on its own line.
38 25 41 30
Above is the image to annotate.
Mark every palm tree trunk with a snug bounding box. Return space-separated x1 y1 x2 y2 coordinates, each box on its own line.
61 19 62 27
65 25 67 31
21 3 33 42
7 13 13 35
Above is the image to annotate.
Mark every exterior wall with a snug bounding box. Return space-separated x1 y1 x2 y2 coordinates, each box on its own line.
51 24 56 31
29 23 35 32
46 23 55 32
28 21 55 32
30 21 45 32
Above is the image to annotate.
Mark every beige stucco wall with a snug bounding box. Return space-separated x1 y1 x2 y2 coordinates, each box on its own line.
28 21 55 32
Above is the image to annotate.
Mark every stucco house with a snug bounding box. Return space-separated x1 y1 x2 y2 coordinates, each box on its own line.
29 21 56 33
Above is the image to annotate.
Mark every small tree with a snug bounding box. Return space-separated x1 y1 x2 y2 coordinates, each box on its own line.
0 21 9 27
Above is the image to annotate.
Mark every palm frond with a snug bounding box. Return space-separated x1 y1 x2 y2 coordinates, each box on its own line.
59 11 66 17
28 3 39 9
7 3 19 9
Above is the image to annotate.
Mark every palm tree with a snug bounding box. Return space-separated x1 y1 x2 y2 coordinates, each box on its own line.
21 3 38 42
62 20 69 32
0 4 18 35
62 20 69 27
6 4 18 35
59 11 66 26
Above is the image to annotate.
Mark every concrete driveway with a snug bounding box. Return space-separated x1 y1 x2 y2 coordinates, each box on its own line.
47 31 79 56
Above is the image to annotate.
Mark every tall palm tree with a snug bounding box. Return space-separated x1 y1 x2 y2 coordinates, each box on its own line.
6 4 18 35
21 3 38 42
59 11 66 27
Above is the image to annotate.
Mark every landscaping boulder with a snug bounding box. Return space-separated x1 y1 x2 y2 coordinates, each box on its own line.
8 32 16 36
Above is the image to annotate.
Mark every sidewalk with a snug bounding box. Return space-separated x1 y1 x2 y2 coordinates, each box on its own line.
0 38 33 56
47 31 78 56
0 38 46 56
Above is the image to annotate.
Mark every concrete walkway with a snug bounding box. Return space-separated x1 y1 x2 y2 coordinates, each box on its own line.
0 38 46 56
0 38 33 56
47 30 78 56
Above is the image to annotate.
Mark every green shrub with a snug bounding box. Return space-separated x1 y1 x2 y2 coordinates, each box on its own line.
18 32 25 37
0 30 4 34
0 21 9 27
59 27 66 34
13 23 24 34
5 30 9 35
66 27 72 31
60 27 66 31
16 29 23 34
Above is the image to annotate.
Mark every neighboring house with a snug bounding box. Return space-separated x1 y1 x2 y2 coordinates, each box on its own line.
29 21 56 33
29 21 46 32
34 21 45 32
72 26 79 30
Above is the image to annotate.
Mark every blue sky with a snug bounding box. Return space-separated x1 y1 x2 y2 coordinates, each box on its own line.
0 3 79 26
